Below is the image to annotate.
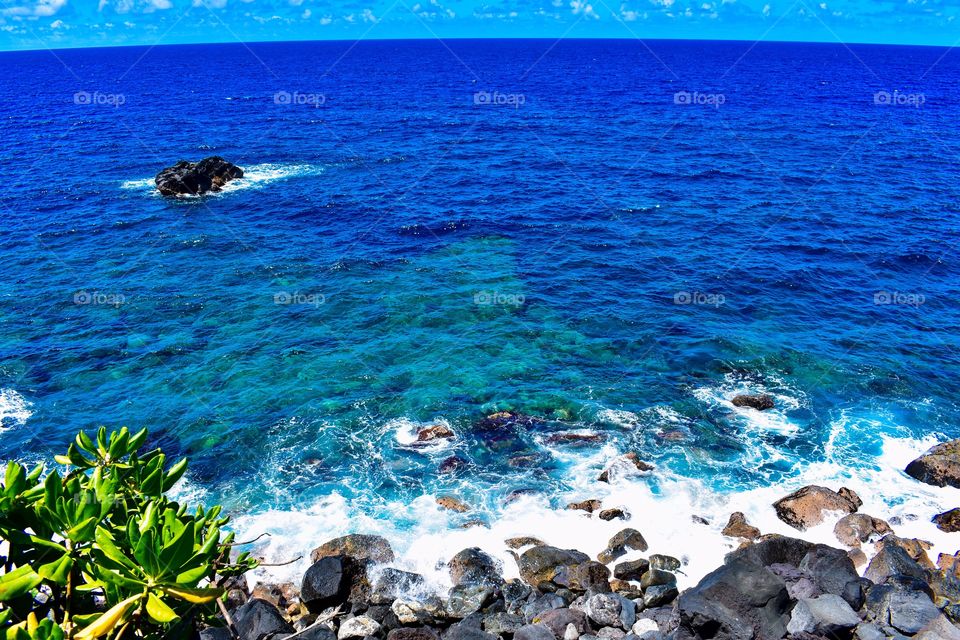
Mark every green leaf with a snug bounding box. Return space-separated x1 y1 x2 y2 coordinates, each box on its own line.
0 565 42 601
158 584 223 604
163 458 188 491
127 428 148 453
66 515 98 541
94 527 137 570
145 593 179 624
76 430 96 452
38 554 74 584
174 562 209 586
162 520 195 572
75 593 141 640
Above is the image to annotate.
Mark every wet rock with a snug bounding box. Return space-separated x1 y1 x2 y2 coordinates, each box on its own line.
675 555 791 640
391 597 445 625
639 570 676 589
388 628 441 640
834 513 893 547
483 612 525 636
567 499 603 514
905 439 960 488
583 593 632 629
599 508 629 521
448 585 496 618
250 582 298 611
312 534 396 565
848 548 868 569
443 620 499 640
519 546 591 591
609 579 643 599
865 542 927 584
233 598 294 640
613 559 650 582
515 625 557 640
786 594 860 636
418 424 455 442
534 608 589 639
599 529 648 564
302 556 351 611
721 512 761 540
370 568 425 605
772 485 861 530
506 537 546 549
934 508 960 532
155 156 244 196
643 584 678 609
876 535 935 569
726 534 815 567
731 394 774 410
598 453 654 484
437 496 471 513
339 615 381 640
439 456 470 475
648 555 680 572
449 548 503 588
545 432 604 445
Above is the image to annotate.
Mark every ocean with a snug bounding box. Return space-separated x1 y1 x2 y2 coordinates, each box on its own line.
1 38 959 587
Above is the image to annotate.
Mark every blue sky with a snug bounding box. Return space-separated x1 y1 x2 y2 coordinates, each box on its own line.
0 0 957 50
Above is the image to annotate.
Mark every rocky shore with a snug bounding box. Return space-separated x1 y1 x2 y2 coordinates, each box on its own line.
204 438 960 640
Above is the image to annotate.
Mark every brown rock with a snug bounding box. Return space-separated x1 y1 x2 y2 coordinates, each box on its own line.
598 453 654 483
437 496 470 512
417 424 454 442
938 552 960 576
310 534 395 565
505 536 545 549
599 528 648 564
833 513 893 547
772 485 861 530
848 548 868 569
731 394 775 410
609 579 643 599
721 512 761 540
599 508 629 521
934 508 960 533
567 499 602 514
875 535 935 569
251 582 299 611
906 439 960 488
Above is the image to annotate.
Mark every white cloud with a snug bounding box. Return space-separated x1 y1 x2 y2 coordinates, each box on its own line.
302 8 310 17
319 14 332 23
570 0 598 18
2 0 67 17
50 18 64 27
361 7 377 21
762 2 770 14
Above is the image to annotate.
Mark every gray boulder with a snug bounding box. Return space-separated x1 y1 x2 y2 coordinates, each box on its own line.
515 624 558 640
233 598 294 640
786 594 860 636
449 548 504 587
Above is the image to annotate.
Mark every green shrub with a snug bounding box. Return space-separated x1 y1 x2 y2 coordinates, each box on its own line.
0 427 257 639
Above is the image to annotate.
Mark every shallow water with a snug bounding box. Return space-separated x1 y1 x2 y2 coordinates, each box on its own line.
1 39 959 586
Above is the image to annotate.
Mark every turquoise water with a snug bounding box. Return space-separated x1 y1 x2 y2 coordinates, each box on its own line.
1 40 959 578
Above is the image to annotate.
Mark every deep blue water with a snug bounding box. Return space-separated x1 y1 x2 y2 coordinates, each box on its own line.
1 40 959 553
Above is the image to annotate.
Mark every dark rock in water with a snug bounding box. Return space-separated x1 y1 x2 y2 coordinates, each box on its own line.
567 499 603 514
730 394 775 410
544 432 604 445
449 548 504 588
649 555 681 572
533 608 589 639
312 534 395 565
600 528 648 564
155 156 243 196
675 555 791 640
301 556 351 611
905 439 960 488
599 508 629 521
371 568 425 604
506 537 546 549
439 456 470 475
388 628 441 640
233 598 294 640
613 559 650 582
833 513 892 547
437 496 471 513
934 508 960 532
476 411 543 431
772 485 861 530
721 512 761 540
514 624 557 640
598 453 655 483
418 424 455 442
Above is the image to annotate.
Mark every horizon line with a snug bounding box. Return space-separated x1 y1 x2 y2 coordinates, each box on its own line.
1 34 954 55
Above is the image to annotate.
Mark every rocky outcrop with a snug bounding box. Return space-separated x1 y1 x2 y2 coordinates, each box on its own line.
311 534 395 565
721 512 760 540
155 156 243 196
906 439 960 488
731 394 775 410
934 508 960 532
772 485 861 530
437 496 471 513
833 513 892 547
418 424 455 442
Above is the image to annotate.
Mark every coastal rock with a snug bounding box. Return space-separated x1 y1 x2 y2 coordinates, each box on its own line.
798 545 860 601
583 593 634 629
523 593 567 623
437 496 471 513
772 485 861 530
676 556 791 640
865 581 940 635
786 594 860 636
515 625 557 640
391 597 445 625
519 546 590 591
730 394 775 411
649 555 681 572
339 616 381 640
443 620 499 640
439 456 470 475
613 559 650 582
388 628 441 640
507 537 546 549
370 568 425 605
534 608 589 639
865 543 927 584
875 535 935 569
483 612 525 635
599 529 648 564
447 585 495 618
598 453 654 483
934 508 960 532
915 615 960 640
567 499 602 514
301 556 351 611
250 581 298 611
905 439 960 488
312 534 395 565
155 156 243 196
418 424 455 442
640 569 676 589
643 584 678 609
545 432 604 445
449 548 504 587
233 598 294 640
721 512 760 540
599 508 629 521
834 513 892 547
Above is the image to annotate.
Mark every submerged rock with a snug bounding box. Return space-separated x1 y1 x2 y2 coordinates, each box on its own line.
437 496 471 513
567 499 602 514
155 156 243 196
730 394 775 410
598 453 654 483
418 424 455 442
906 439 960 488
773 485 861 530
